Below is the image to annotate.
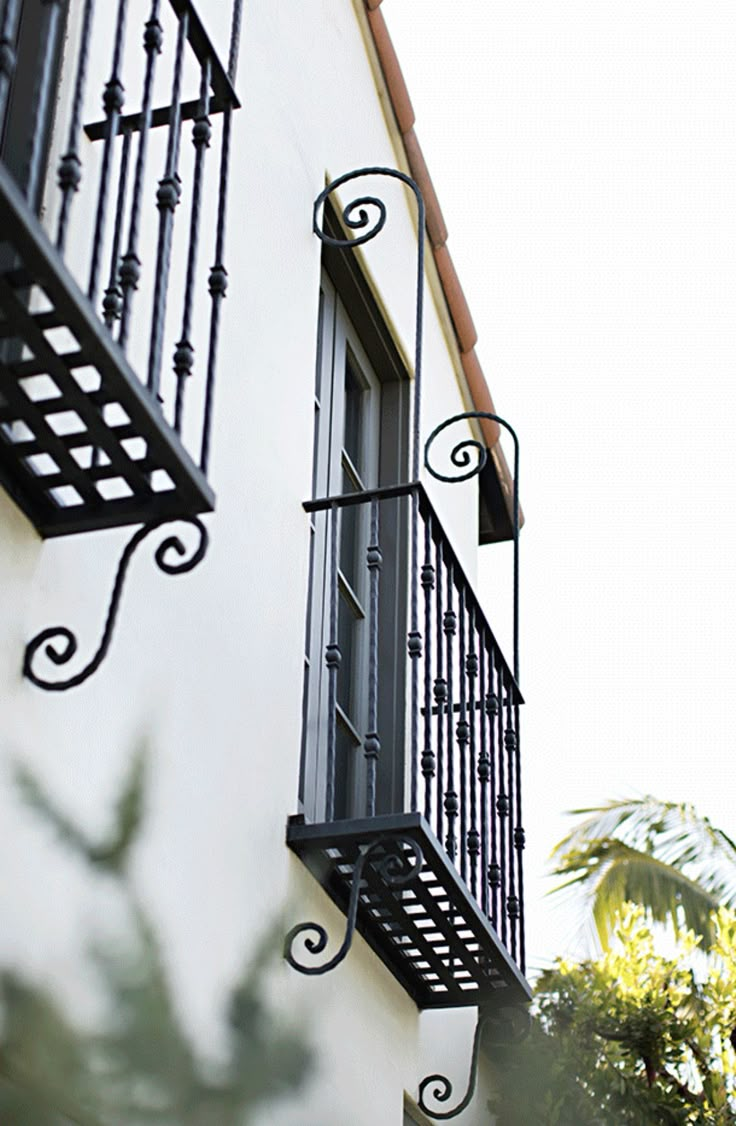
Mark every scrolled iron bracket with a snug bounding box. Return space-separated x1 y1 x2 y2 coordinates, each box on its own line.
23 517 208 691
418 1003 531 1120
313 168 425 481
424 411 520 685
284 834 424 975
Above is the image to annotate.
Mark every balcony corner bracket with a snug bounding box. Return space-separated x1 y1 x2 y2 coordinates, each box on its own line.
22 516 208 691
284 832 424 976
418 1002 531 1121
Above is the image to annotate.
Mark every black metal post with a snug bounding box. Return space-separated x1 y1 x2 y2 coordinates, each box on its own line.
118 0 163 347
174 57 212 433
477 638 490 916
26 0 63 209
434 533 445 847
466 607 479 900
88 0 129 304
147 7 187 400
364 497 381 818
421 513 435 822
514 700 526 972
443 562 457 862
102 126 132 327
457 585 468 883
0 0 20 129
56 0 95 251
324 502 340 822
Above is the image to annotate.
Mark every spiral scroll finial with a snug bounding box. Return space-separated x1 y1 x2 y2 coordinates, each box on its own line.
313 167 425 482
23 517 208 691
424 411 521 686
285 834 424 975
313 167 420 250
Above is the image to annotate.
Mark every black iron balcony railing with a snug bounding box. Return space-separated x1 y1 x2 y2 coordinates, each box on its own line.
0 0 241 536
287 482 529 1013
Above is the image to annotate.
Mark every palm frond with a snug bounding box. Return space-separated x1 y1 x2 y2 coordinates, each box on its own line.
550 797 736 947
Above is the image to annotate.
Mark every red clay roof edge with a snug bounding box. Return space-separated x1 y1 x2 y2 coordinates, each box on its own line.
364 3 500 448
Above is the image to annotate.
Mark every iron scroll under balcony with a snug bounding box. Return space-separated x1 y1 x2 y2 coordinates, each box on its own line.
0 0 242 537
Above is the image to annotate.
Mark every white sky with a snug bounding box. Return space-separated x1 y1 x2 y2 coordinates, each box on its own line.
384 0 736 974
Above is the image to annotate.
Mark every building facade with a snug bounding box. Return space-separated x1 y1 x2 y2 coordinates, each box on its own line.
0 1 529 1122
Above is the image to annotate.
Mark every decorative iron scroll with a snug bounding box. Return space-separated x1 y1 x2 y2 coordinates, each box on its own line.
424 411 520 686
23 517 208 691
418 1004 531 1120
313 167 425 481
284 834 424 975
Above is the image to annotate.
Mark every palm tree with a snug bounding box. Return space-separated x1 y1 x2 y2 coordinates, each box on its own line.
550 796 736 949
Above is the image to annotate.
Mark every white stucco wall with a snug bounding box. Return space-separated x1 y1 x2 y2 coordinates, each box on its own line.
0 3 513 1123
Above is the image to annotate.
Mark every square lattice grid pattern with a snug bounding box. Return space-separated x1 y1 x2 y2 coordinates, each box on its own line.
287 813 531 1010
0 165 213 537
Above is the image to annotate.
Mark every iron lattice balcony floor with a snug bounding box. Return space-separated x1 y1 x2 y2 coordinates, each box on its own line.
0 162 214 537
287 812 531 1011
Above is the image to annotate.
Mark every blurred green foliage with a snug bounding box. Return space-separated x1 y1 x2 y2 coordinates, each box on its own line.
487 905 736 1125
1 753 311 1124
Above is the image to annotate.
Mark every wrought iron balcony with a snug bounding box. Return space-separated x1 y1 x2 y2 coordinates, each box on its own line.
287 482 530 1013
0 0 241 536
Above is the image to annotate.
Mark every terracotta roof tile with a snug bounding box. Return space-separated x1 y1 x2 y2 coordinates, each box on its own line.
460 349 500 447
432 245 478 354
365 8 415 134
401 129 448 250
364 1 508 459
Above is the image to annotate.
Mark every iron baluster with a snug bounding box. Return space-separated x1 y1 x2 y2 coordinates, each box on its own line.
56 0 95 251
199 0 242 470
477 638 490 917
23 518 207 691
487 648 500 928
25 0 63 210
285 834 423 975
227 0 244 85
466 608 480 901
364 498 381 818
117 0 163 347
443 559 457 862
324 503 340 822
408 487 421 811
457 585 468 883
504 677 518 958
495 658 508 947
102 126 132 328
147 8 187 401
88 0 129 304
433 532 445 846
0 0 20 128
420 512 435 821
174 57 212 433
199 100 231 472
514 700 526 973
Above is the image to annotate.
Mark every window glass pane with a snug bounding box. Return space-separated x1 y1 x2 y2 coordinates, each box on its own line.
343 352 365 477
334 719 359 821
339 488 362 593
312 290 326 498
336 590 361 718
